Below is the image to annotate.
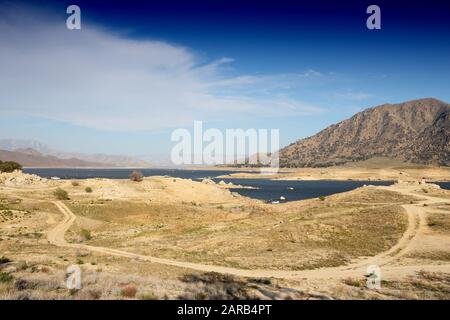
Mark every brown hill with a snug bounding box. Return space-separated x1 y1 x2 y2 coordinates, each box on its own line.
279 98 450 167
0 149 112 167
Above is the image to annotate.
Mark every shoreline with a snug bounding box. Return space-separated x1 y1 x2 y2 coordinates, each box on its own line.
21 166 450 183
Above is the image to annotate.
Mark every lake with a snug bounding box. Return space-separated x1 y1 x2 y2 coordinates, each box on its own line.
23 168 448 202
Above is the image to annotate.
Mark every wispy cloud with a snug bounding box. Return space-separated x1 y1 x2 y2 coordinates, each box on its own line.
0 5 323 132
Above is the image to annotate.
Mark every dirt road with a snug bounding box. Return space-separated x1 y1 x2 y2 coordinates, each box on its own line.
47 186 450 280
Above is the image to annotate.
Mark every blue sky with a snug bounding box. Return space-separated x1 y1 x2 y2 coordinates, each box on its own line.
0 0 449 158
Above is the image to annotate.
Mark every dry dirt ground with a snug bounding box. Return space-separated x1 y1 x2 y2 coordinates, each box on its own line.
1 171 449 300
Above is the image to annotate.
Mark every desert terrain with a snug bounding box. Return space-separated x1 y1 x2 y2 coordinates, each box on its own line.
1 170 450 300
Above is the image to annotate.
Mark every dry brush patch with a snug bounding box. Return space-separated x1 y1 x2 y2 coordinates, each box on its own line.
339 271 450 300
427 212 450 234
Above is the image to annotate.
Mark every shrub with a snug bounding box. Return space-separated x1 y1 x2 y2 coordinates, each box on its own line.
129 170 143 182
138 292 158 300
0 272 13 283
79 229 91 241
0 160 22 173
85 187 93 193
54 188 69 200
121 285 138 298
343 278 364 287
319 196 326 201
71 181 80 186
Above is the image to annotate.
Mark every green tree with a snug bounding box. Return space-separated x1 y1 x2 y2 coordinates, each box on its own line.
0 160 22 173
53 188 69 200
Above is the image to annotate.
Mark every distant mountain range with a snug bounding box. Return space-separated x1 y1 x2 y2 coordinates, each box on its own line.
0 139 151 168
0 148 112 167
279 98 450 167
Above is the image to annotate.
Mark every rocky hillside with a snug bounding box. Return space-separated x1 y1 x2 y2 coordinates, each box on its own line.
279 98 450 167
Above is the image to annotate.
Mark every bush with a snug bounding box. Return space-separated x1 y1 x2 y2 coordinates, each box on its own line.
129 170 143 182
79 229 91 241
0 272 13 283
85 187 93 193
0 160 22 173
53 188 69 200
71 181 79 186
319 196 326 201
121 285 138 298
138 292 158 300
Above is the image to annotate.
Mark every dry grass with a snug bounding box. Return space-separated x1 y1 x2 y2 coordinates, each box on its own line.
1 175 446 300
340 271 450 300
66 187 410 270
407 250 450 262
427 212 450 234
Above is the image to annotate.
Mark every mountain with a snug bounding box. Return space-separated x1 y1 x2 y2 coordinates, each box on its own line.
279 98 450 167
0 149 112 167
0 139 52 154
0 139 151 167
49 152 151 168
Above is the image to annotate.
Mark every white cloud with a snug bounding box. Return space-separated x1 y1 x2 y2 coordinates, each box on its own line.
0 5 323 131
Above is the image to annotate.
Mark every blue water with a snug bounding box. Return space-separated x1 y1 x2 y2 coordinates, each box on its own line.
23 168 248 180
22 168 449 202
437 182 450 191
220 178 393 202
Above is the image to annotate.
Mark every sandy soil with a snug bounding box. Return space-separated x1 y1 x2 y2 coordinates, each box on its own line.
1 171 450 299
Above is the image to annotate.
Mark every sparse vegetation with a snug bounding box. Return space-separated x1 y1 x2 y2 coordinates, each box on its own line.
53 188 69 200
71 181 80 187
1 170 449 300
319 195 326 201
79 229 92 241
178 272 261 300
85 186 93 193
427 213 450 233
0 272 13 283
138 292 158 300
343 278 365 287
121 285 137 298
129 170 143 182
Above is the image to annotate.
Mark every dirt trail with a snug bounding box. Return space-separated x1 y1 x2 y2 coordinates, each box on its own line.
47 186 450 280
